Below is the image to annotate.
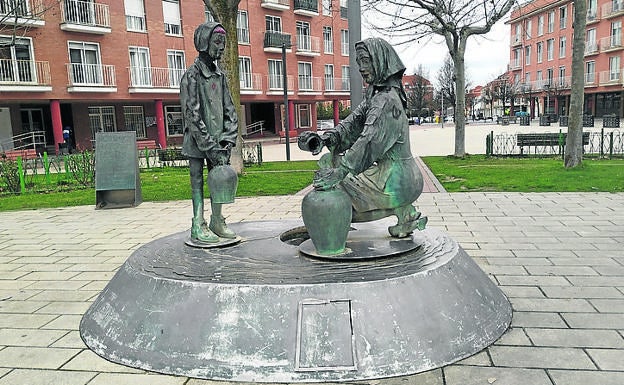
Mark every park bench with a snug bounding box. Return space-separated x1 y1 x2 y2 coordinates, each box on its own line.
517 132 590 155
278 129 298 143
1 148 38 161
136 139 159 150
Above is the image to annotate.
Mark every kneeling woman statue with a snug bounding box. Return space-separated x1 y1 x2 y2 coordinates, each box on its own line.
299 37 426 238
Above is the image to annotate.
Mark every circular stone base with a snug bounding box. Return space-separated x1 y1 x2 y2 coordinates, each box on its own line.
184 235 242 248
80 220 512 383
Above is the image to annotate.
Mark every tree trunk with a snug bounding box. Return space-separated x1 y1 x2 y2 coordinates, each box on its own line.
565 0 587 168
452 43 467 157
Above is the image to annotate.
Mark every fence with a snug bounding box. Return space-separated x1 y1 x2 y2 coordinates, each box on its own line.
485 129 624 158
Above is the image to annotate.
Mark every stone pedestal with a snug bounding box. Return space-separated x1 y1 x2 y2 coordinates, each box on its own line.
80 220 512 382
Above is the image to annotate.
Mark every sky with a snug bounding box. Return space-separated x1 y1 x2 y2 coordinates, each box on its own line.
362 18 511 88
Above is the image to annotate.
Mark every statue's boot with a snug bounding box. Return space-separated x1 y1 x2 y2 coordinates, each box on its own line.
209 214 236 239
388 204 427 238
191 218 219 243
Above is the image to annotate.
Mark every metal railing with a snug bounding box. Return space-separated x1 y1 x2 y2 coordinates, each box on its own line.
585 41 600 55
61 0 110 28
67 63 116 87
296 36 320 54
599 34 623 51
602 0 624 17
599 69 622 85
240 72 262 91
0 59 50 85
324 77 350 92
298 76 322 92
244 120 265 137
294 0 318 13
0 0 43 17
263 31 292 49
267 74 294 90
0 130 46 152
128 66 185 88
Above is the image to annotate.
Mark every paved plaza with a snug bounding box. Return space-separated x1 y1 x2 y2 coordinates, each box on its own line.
1 120 623 384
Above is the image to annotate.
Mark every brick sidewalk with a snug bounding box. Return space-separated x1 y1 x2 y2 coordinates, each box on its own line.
0 192 623 385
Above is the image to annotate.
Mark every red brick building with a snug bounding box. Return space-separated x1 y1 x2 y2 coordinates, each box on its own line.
508 0 624 119
0 0 350 153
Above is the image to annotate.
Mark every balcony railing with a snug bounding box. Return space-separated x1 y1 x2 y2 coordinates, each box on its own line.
240 73 262 92
340 6 347 18
599 69 622 85
586 9 599 22
267 74 294 91
60 0 110 32
67 63 115 87
298 76 322 92
324 77 350 92
585 72 597 86
600 34 623 51
602 0 624 18
0 0 45 26
509 58 521 70
585 41 600 55
264 31 292 49
0 59 50 85
128 66 185 89
296 36 320 55
294 0 318 14
261 0 289 10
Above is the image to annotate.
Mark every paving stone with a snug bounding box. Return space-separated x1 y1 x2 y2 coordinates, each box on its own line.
494 327 532 346
28 290 96 302
562 313 624 329
541 286 623 299
497 276 571 287
62 349 144 373
0 271 30 280
14 263 75 272
50 331 86 349
592 266 624 276
0 346 80 369
24 281 88 291
41 315 82 330
444 366 552 385
18 272 81 281
0 281 34 290
0 369 95 385
0 314 57 329
500 286 544 298
511 312 567 328
589 299 624 313
69 272 116 281
87 373 187 385
586 349 624 370
525 266 598 276
486 257 552 266
568 276 624 287
0 289 40 301
0 328 68 347
489 346 595 369
526 328 624 348
481 265 528 276
455 351 491 366
35 302 91 315
510 298 594 313
550 370 624 385
549 257 620 266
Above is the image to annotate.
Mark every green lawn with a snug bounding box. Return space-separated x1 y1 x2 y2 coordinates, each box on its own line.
422 155 624 192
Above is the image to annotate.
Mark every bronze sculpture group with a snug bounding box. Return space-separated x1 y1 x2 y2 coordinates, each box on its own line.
181 23 425 247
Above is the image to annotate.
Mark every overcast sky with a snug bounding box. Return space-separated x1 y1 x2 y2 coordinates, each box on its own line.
362 20 511 88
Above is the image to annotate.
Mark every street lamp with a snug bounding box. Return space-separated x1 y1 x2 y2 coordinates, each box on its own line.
544 83 551 120
282 42 292 160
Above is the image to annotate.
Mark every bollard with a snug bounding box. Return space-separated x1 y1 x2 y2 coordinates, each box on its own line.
257 142 263 166
600 128 605 158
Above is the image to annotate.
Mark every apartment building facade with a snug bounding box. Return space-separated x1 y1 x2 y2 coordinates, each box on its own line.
508 0 624 119
0 0 351 153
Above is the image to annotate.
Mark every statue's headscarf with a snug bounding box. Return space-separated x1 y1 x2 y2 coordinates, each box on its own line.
355 38 407 109
194 21 226 52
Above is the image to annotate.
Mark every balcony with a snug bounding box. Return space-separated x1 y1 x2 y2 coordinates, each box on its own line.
602 0 624 18
511 34 522 46
599 69 622 85
261 0 289 11
294 0 318 16
0 0 45 27
240 73 262 95
66 63 116 92
60 0 111 34
585 41 600 56
298 76 322 93
0 59 51 91
263 31 292 53
128 66 185 93
586 9 599 23
509 58 521 70
267 74 294 95
340 5 347 18
585 73 597 87
600 34 623 52
324 77 350 94
296 36 320 56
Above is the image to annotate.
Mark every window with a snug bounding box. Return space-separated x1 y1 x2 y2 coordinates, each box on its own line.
547 39 554 61
205 6 214 22
323 26 333 53
513 48 521 67
68 41 101 84
237 10 249 44
324 64 334 90
537 15 544 36
611 21 622 48
526 19 532 38
525 72 531 84
268 59 283 89
525 45 531 65
0 36 34 83
164 105 182 136
129 46 151 86
340 29 349 56
297 104 311 128
322 0 331 15
587 0 597 19
63 0 96 25
609 56 620 81
546 68 553 84
559 37 566 58
162 0 181 36
167 50 185 87
124 106 146 138
536 41 543 63
547 10 554 33
296 21 311 51
266 15 282 32
239 56 252 89
558 66 566 87
88 106 115 138
587 28 597 51
298 61 312 90
559 6 567 29
339 0 347 18
585 61 595 83
514 24 521 43
341 65 349 90
125 0 145 32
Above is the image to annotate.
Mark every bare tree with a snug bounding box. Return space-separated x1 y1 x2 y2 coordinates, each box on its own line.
564 0 586 168
436 55 456 119
491 74 517 116
0 0 60 47
405 64 432 118
202 0 244 171
364 0 515 157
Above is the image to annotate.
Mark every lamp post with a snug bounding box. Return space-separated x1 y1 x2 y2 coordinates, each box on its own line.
282 42 291 161
544 83 551 121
